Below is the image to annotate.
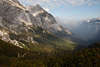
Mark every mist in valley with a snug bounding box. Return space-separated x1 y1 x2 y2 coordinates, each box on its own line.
56 17 100 45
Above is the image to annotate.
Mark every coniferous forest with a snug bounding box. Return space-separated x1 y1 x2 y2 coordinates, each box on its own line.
0 39 100 67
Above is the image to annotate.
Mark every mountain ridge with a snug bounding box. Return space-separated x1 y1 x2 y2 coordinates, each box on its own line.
0 0 76 51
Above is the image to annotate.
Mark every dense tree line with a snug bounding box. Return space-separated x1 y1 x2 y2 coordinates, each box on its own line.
0 39 100 67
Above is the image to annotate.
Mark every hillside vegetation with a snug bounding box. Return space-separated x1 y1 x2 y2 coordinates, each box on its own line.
0 39 100 67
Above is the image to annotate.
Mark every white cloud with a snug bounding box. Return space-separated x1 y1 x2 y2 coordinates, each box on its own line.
66 0 100 6
66 0 87 5
26 0 100 5
19 0 100 10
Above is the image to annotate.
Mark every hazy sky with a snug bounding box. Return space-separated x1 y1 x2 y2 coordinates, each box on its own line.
19 0 100 20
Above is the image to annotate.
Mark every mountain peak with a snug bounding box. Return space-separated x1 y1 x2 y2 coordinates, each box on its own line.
0 0 72 50
35 4 42 8
27 4 45 13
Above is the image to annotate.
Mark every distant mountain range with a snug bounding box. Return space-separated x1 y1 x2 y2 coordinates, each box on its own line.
69 17 100 45
85 18 100 24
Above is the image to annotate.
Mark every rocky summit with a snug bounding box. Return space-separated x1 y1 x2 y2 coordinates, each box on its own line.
0 0 75 51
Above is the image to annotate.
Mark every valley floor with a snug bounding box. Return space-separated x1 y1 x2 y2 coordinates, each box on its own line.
0 39 100 67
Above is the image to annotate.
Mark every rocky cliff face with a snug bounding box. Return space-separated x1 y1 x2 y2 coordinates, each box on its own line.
0 0 75 51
